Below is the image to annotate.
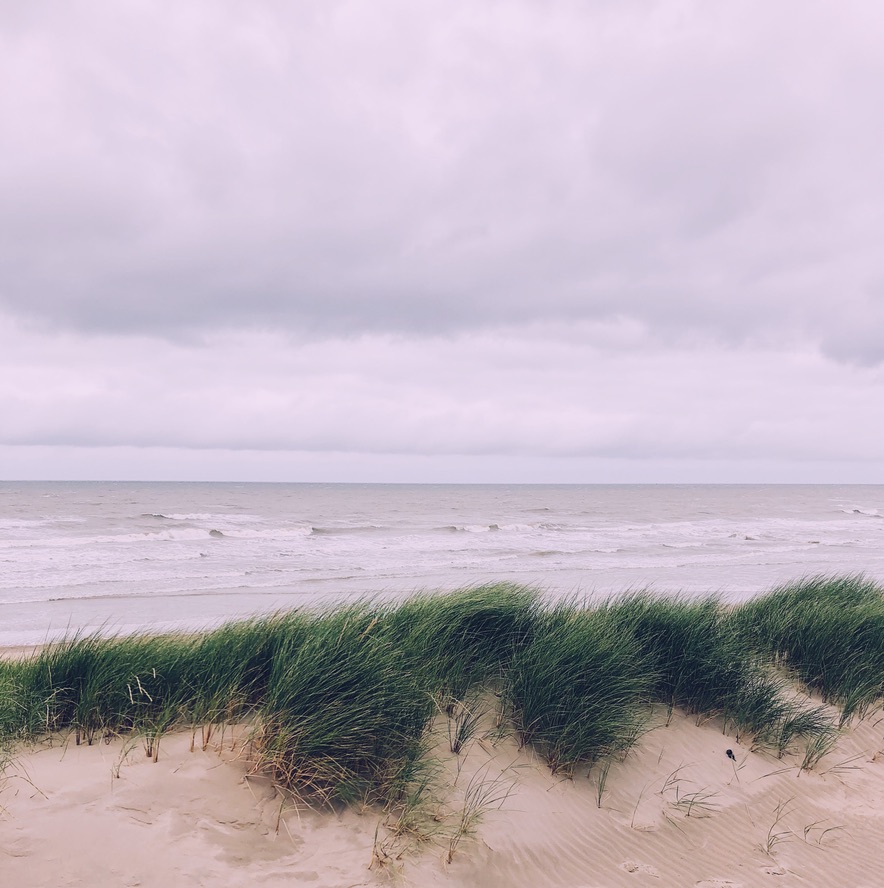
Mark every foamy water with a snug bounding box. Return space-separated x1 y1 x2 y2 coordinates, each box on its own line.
1 482 883 645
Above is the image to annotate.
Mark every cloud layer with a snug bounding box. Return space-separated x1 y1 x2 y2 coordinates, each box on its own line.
2 316 882 467
2 1 884 479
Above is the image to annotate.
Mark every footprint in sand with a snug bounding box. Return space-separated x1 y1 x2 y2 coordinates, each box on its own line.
1 835 34 859
620 861 660 877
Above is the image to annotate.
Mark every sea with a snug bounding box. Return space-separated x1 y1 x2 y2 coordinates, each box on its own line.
1 482 883 647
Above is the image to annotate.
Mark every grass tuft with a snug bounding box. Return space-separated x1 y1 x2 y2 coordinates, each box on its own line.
734 575 884 720
254 604 433 806
506 604 653 772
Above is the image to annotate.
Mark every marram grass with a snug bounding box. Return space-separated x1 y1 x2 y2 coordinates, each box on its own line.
256 604 433 805
2 577 883 804
506 604 651 773
732 574 884 724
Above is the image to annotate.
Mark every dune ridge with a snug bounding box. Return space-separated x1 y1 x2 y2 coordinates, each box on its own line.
3 575 884 886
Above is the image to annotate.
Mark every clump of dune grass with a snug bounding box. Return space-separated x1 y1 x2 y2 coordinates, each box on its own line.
734 575 884 724
0 660 25 740
3 637 165 762
10 633 192 743
506 604 653 773
2 610 314 750
602 593 836 754
604 595 748 720
383 583 537 700
254 604 434 806
182 610 311 732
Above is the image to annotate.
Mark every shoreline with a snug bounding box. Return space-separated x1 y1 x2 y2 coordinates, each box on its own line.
0 644 45 660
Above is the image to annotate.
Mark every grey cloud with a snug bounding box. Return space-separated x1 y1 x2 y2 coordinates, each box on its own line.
2 317 883 465
2 1 884 361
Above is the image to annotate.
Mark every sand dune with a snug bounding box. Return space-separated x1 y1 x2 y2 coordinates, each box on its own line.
3 705 884 888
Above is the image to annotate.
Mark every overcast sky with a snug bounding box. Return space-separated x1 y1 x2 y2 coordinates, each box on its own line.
2 0 884 482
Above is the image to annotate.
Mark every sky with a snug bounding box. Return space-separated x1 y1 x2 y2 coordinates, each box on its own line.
2 0 884 483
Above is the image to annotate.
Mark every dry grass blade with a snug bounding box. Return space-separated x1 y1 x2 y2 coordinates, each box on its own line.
762 798 795 856
447 765 517 863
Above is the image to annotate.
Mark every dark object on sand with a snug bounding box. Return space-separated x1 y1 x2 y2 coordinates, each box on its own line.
726 749 736 761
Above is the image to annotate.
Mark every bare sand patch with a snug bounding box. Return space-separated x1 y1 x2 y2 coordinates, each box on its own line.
3 706 884 888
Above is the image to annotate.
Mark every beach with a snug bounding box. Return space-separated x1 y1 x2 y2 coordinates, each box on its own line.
3 701 884 887
3 579 884 887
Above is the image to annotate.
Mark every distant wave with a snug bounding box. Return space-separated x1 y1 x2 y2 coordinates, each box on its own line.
436 524 500 533
0 518 53 530
143 512 261 523
310 525 387 536
0 527 229 549
41 587 296 604
841 508 882 518
95 528 227 543
435 523 552 534
221 526 312 540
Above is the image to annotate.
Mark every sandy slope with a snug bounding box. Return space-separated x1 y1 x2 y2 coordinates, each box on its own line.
3 706 884 888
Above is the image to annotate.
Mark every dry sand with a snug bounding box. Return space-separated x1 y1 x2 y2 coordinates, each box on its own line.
0 646 45 661
3 705 884 888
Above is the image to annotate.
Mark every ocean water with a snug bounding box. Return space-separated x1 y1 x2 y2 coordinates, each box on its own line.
1 482 883 646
